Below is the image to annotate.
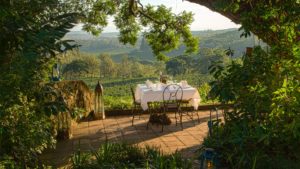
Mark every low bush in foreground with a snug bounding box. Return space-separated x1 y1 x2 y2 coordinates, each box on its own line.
71 142 192 169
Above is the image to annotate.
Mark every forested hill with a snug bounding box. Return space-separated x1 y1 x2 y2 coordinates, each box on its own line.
64 28 265 61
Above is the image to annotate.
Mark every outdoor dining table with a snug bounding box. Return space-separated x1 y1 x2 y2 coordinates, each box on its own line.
135 83 201 111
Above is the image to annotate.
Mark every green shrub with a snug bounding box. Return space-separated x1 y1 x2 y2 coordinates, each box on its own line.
145 146 192 169
204 46 300 168
104 96 132 110
0 95 55 167
71 107 86 121
71 142 192 169
198 83 211 103
71 150 91 169
93 142 145 168
0 156 19 169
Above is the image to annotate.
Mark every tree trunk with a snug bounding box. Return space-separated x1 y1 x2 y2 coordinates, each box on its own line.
186 0 241 23
185 0 276 46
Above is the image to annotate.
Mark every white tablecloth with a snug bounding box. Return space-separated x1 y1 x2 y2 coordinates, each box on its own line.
135 84 201 110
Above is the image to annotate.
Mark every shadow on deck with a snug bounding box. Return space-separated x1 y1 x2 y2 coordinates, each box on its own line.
41 110 219 168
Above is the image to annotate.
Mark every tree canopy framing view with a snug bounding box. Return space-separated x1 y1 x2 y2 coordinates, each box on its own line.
0 0 299 168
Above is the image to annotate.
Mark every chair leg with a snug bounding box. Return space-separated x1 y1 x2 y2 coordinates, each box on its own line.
139 112 141 119
138 105 141 119
179 111 183 130
187 108 196 126
146 120 150 130
131 105 135 126
146 113 150 130
175 111 178 126
196 110 200 123
192 114 196 126
188 107 196 126
190 107 194 120
147 104 152 130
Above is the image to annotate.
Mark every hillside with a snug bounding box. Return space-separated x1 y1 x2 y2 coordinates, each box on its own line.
63 28 266 61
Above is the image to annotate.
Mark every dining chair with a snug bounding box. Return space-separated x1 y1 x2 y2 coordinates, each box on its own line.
131 86 142 126
162 84 184 130
180 98 200 124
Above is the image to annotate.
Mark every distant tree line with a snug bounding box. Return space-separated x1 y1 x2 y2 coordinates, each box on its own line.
60 51 165 80
60 46 235 82
166 48 233 76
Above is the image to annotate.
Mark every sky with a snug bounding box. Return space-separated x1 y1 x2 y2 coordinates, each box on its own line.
72 0 240 32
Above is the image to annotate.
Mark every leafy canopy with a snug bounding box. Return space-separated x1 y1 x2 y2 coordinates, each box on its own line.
83 0 198 60
1 0 299 167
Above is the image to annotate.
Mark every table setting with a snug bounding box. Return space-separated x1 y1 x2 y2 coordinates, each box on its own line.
135 80 201 111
